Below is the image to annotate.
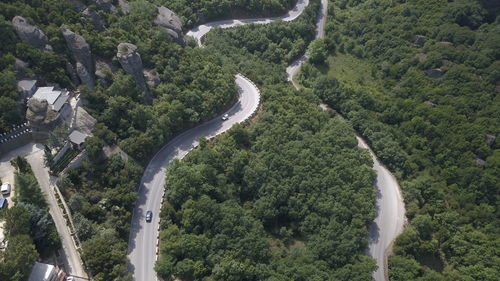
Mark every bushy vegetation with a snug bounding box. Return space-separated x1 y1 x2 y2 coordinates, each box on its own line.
157 0 297 27
156 89 377 281
58 154 143 281
299 0 500 280
0 157 60 281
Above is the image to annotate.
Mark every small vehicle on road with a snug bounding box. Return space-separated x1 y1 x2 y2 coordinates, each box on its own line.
146 211 153 222
221 113 229 121
1 182 11 195
66 277 74 281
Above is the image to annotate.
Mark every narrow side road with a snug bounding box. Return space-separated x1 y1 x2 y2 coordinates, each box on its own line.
358 137 406 281
127 75 260 281
25 144 89 280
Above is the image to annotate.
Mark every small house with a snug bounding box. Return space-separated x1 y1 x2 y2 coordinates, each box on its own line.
68 130 87 150
28 262 58 281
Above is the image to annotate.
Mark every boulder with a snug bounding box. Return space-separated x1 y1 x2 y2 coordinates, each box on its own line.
423 101 438 107
143 69 161 87
154 5 184 44
95 60 113 85
12 16 52 51
14 58 29 77
91 0 118 14
26 98 61 134
118 0 131 14
82 8 105 31
76 62 95 89
66 62 80 85
62 27 94 77
67 0 86 12
159 27 185 45
414 35 426 47
486 135 496 147
416 53 427 62
425 68 443 78
116 43 149 95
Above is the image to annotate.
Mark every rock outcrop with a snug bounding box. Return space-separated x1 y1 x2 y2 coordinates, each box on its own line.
62 28 93 73
426 68 443 78
486 135 496 147
116 43 149 97
423 101 438 107
154 6 184 45
82 8 106 31
95 60 114 85
416 53 427 62
76 62 95 89
118 0 131 14
12 16 52 51
66 62 80 85
14 58 29 78
62 27 95 88
91 0 118 14
26 98 60 131
414 35 426 47
143 69 161 87
67 0 86 12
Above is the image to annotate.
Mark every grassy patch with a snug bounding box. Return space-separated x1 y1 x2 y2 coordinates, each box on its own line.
324 53 387 99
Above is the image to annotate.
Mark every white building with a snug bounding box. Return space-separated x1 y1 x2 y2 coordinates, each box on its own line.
28 262 58 281
31 87 70 112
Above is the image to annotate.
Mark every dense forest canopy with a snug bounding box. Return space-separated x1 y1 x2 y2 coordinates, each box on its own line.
156 88 377 281
299 0 500 280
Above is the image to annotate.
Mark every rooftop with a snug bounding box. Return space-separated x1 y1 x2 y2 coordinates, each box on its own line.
69 130 87 145
32 87 69 112
28 262 57 281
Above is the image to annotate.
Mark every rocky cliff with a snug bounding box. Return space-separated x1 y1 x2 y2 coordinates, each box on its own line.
62 27 95 88
12 16 52 51
116 43 150 100
82 8 106 31
154 6 184 45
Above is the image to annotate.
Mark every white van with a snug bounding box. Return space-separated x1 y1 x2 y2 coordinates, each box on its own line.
1 182 11 195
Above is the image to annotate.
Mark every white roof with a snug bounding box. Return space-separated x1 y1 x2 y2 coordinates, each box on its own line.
28 262 56 281
69 130 87 145
32 87 69 112
33 87 60 104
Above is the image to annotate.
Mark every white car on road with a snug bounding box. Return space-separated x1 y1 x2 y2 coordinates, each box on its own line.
1 182 11 195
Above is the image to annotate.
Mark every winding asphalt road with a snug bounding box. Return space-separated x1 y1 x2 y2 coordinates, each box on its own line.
129 1 405 281
358 138 406 281
127 75 259 281
187 0 309 46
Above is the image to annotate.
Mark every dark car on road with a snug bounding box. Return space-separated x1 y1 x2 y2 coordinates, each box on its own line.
145 211 153 222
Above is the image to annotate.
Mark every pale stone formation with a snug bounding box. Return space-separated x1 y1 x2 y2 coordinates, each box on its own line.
143 69 161 87
116 43 151 101
154 6 184 45
425 68 443 78
62 27 95 88
12 16 52 51
82 8 106 31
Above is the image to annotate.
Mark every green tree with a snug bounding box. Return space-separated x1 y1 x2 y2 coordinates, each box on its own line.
307 39 327 64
